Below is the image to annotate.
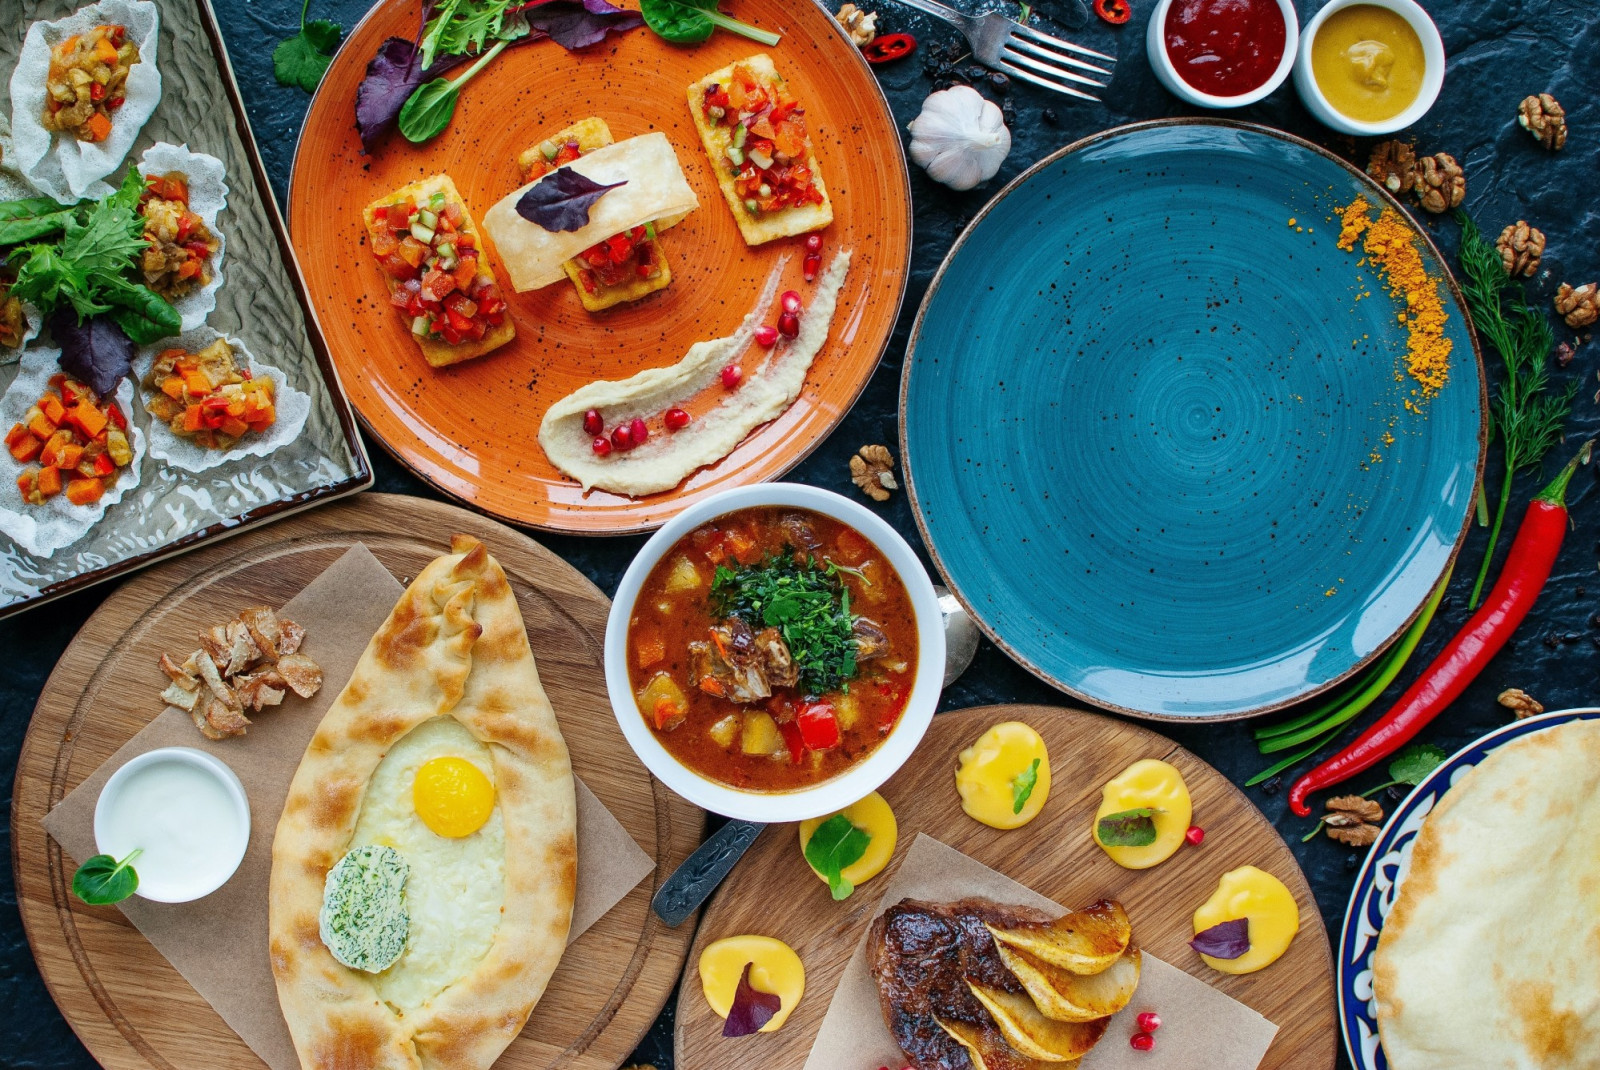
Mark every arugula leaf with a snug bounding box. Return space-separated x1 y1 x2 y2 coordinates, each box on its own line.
1387 743 1448 787
72 849 142 905
274 0 344 92
711 551 860 693
1096 807 1162 848
420 0 518 68
0 196 75 246
1012 757 1041 815
803 813 870 900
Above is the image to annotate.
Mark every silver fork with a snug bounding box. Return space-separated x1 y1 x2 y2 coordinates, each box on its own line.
891 0 1116 101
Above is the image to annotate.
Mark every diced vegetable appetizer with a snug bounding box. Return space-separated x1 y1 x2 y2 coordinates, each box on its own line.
143 338 275 451
700 63 826 216
42 24 138 143
8 374 133 507
139 172 219 302
371 190 509 347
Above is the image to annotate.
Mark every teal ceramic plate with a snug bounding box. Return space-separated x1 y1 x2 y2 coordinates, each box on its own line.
901 120 1485 721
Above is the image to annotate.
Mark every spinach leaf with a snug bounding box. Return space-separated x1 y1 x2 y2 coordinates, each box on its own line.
515 166 627 232
640 0 781 45
0 196 75 246
355 38 472 152
711 551 860 693
72 849 142 905
803 813 870 900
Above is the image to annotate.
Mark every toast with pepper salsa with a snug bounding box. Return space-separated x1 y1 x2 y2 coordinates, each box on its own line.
363 174 514 368
518 118 680 312
687 54 832 246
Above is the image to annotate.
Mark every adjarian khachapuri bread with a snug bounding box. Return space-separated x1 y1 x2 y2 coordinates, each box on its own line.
268 535 576 1070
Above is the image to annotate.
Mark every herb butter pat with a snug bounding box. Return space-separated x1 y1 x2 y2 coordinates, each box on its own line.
319 844 410 973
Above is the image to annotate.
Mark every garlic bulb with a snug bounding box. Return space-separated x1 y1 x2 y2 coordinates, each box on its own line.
906 85 1011 191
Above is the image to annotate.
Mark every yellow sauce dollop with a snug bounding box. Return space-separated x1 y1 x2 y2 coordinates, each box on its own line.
955 722 1052 829
1092 758 1191 869
798 791 898 890
698 934 806 1032
1193 865 1300 974
1311 4 1425 123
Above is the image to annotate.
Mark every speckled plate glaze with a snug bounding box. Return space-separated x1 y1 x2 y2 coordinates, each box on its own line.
289 0 910 533
1338 709 1600 1069
901 120 1485 720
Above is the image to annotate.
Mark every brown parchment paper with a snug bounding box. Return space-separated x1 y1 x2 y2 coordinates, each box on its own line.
805 833 1280 1070
43 544 655 1070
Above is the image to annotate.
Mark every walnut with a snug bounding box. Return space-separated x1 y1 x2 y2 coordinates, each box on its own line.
1328 822 1381 847
835 3 878 46
1325 794 1385 825
1366 140 1416 196
1518 93 1567 151
1495 221 1546 277
850 444 899 502
1412 153 1464 214
1497 687 1545 719
1555 282 1599 329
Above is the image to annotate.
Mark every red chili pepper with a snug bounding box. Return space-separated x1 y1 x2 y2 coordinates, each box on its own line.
1288 440 1594 816
1094 0 1132 24
863 33 917 64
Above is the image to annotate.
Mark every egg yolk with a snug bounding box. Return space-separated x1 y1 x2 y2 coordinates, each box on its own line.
798 792 897 890
412 756 495 838
1193 865 1300 974
955 721 1052 829
698 934 806 1032
1093 758 1192 869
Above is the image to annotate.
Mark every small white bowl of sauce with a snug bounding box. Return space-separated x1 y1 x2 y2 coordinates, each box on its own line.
93 747 251 903
1294 0 1444 135
1148 0 1300 109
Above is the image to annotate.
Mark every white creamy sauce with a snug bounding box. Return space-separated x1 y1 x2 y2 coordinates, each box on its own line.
97 759 244 900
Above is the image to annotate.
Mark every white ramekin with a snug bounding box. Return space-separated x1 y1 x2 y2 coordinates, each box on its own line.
1293 0 1445 135
1147 0 1301 109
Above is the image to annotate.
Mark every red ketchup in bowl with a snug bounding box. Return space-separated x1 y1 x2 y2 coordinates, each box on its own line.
1163 0 1286 98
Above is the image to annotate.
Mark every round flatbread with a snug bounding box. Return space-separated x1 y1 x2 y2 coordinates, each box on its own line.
269 535 577 1070
1374 718 1600 1068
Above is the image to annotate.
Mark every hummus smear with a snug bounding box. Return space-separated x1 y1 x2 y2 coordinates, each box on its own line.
539 250 852 496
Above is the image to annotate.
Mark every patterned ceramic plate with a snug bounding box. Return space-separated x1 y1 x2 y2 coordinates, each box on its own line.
1338 708 1600 1069
901 119 1486 720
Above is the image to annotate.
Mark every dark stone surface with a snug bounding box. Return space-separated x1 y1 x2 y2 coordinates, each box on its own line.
3 2 1597 1068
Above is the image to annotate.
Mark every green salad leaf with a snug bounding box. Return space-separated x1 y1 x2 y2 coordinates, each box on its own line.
72 849 142 905
640 0 781 46
1096 808 1162 848
804 814 870 901
1012 757 1042 815
274 0 344 92
419 0 521 68
711 551 859 693
0 196 74 246
1387 743 1448 787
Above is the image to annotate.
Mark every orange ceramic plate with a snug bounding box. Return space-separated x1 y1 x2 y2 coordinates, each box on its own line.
289 0 911 532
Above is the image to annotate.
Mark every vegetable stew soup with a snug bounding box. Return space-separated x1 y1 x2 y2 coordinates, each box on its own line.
627 506 919 791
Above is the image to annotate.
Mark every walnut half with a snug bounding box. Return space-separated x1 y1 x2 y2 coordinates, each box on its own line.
835 3 878 46
1497 687 1545 719
1366 140 1416 196
1495 221 1546 277
1555 282 1599 329
1413 152 1464 214
1323 794 1384 847
1518 93 1567 151
850 444 899 502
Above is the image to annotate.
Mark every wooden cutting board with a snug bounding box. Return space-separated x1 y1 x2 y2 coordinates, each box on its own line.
12 492 705 1070
677 704 1337 1069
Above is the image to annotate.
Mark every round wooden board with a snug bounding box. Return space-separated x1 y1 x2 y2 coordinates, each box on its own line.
12 492 706 1070
288 0 912 534
677 704 1337 1069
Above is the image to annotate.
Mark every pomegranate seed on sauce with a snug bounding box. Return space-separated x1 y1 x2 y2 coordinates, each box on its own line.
803 253 822 281
591 436 612 456
780 289 803 314
665 407 691 431
721 364 743 389
754 325 779 347
582 408 603 436
630 417 649 444
611 423 634 451
778 311 800 338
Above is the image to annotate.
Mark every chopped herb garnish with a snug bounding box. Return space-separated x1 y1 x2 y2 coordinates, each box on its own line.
711 550 860 693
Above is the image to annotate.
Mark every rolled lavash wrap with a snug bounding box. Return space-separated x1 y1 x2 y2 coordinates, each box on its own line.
483 132 699 292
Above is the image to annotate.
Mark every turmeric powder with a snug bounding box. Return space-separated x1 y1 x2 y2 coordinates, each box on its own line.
1336 196 1452 399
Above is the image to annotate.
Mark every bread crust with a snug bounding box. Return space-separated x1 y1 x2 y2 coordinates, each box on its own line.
269 535 576 1070
362 175 516 368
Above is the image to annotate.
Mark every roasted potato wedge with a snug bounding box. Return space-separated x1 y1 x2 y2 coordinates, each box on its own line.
994 944 1142 1022
967 983 1108 1062
985 899 1132 974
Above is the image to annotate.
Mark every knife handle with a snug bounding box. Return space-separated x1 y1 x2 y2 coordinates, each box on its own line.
651 819 767 927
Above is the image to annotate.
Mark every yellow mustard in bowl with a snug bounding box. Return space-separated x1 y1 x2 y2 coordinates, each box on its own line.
1310 4 1425 123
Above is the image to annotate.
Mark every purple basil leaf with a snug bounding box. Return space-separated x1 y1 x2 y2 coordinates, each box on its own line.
1189 917 1251 960
722 962 782 1038
50 311 133 399
515 166 626 232
521 0 644 51
355 37 473 153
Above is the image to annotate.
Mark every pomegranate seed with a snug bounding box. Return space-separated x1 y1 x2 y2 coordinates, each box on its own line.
591 435 612 456
780 289 803 314
1130 1031 1155 1052
803 252 822 281
804 233 822 253
665 407 691 431
778 310 800 338
611 423 634 451
1137 1012 1161 1032
1185 825 1205 845
582 408 603 436
721 363 743 389
754 324 779 347
630 417 649 444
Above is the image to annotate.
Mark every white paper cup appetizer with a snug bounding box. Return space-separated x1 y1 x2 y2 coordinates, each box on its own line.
0 346 146 558
134 327 310 474
137 143 229 332
0 302 44 367
8 0 162 204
